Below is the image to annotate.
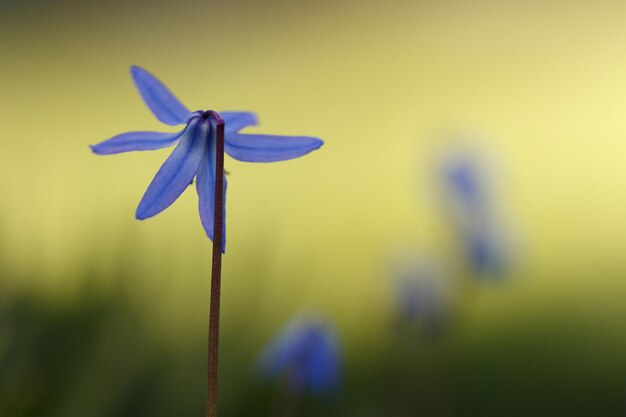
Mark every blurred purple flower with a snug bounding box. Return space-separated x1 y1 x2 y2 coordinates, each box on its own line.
256 317 341 394
442 152 508 277
90 66 323 251
445 156 484 212
389 256 451 333
463 228 505 276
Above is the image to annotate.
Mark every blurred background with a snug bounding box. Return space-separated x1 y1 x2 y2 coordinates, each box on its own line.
2 0 626 416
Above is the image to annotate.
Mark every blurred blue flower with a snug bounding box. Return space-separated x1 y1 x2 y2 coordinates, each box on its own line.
441 151 508 277
91 66 323 251
256 317 340 394
389 255 450 333
445 156 484 213
463 228 505 276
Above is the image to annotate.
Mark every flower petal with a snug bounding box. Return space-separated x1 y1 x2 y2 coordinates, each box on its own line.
465 228 505 276
307 328 340 393
225 133 323 162
136 118 207 219
90 129 184 155
255 319 341 393
444 157 483 209
131 66 190 126
220 111 258 132
196 123 227 252
256 320 311 378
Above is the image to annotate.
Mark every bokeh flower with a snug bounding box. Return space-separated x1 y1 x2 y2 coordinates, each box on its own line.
441 151 508 277
256 317 340 394
389 255 451 334
90 66 323 250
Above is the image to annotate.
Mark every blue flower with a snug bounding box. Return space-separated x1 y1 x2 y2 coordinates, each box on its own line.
445 156 484 212
463 228 506 276
91 66 323 250
441 152 508 277
256 317 341 394
389 256 450 333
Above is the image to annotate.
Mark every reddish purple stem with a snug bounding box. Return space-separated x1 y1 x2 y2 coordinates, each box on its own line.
206 110 224 417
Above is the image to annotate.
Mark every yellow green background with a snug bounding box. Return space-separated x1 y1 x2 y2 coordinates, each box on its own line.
1 1 626 416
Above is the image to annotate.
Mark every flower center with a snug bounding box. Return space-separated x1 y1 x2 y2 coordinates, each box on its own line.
202 110 223 122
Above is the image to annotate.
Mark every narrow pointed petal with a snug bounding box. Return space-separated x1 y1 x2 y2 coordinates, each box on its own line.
131 66 190 126
90 129 184 155
136 119 207 219
225 133 323 162
221 111 258 132
196 127 227 252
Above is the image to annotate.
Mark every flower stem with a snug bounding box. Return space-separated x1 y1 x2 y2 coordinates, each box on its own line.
207 111 225 417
